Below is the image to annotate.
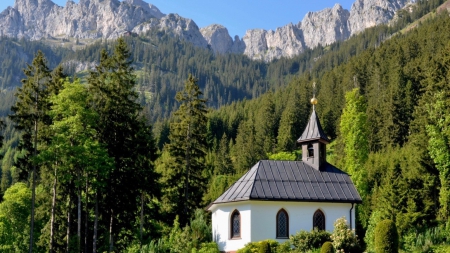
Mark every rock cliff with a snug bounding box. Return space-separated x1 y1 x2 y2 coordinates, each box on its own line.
0 0 414 61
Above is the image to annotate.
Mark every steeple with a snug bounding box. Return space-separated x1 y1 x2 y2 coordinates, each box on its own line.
297 83 329 170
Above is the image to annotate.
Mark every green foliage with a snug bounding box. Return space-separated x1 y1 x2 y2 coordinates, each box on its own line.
374 219 398 253
86 37 160 251
364 211 384 253
339 88 369 196
161 74 208 226
191 242 220 253
268 151 300 161
330 217 359 253
259 241 272 253
142 210 212 253
202 174 238 205
0 182 31 252
401 223 450 253
320 242 334 253
237 240 280 253
425 91 450 220
290 229 331 252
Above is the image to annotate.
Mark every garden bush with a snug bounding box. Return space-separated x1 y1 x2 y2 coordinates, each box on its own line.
320 241 334 253
374 219 398 253
192 242 220 253
259 241 272 253
237 240 280 253
330 217 359 253
290 229 331 252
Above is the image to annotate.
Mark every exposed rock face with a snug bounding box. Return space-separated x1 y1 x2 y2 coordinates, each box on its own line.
300 4 350 49
348 0 411 35
200 24 234 54
132 13 208 48
0 0 414 62
1 0 165 39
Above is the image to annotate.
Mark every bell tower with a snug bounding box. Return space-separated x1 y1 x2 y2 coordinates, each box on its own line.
297 83 330 170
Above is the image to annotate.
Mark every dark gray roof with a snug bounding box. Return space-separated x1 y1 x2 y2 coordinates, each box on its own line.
210 160 362 206
297 109 330 143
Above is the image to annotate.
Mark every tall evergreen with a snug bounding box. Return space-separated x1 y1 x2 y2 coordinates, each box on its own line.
88 38 159 251
277 88 306 152
0 119 4 160
9 51 61 253
162 74 208 226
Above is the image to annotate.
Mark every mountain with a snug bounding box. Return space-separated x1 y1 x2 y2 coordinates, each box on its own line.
0 0 414 61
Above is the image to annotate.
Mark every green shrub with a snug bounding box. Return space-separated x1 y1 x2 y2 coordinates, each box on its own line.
259 241 271 253
290 229 331 252
237 240 279 253
320 241 334 253
374 219 398 253
330 217 359 253
364 211 384 253
192 242 220 253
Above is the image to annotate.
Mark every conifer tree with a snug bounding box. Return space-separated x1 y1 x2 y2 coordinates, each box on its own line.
0 119 4 160
88 38 159 251
162 74 208 226
255 92 277 154
277 88 306 152
9 51 62 253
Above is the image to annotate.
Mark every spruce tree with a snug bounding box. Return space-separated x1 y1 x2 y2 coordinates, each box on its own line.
0 119 4 160
9 51 61 253
277 88 306 152
163 74 208 226
88 38 159 251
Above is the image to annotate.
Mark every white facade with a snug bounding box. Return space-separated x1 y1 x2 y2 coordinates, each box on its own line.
209 200 356 253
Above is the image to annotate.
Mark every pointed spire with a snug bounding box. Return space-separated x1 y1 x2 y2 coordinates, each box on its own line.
297 109 330 144
297 82 329 144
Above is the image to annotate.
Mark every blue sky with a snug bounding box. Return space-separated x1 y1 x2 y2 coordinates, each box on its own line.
0 0 355 37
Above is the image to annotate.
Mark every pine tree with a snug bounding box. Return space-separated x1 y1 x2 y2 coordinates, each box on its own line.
162 74 208 226
9 51 61 253
0 119 4 160
88 38 159 251
277 88 306 152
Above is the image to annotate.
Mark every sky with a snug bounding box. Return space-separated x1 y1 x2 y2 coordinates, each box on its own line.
0 0 355 37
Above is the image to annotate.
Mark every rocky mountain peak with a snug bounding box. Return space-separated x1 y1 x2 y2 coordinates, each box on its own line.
0 0 415 61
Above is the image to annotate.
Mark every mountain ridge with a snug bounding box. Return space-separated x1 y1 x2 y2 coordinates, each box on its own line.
0 0 414 61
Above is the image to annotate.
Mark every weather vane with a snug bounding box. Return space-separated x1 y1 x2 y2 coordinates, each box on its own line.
311 82 318 110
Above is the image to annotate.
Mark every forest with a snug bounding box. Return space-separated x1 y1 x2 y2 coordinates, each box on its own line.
1 0 450 252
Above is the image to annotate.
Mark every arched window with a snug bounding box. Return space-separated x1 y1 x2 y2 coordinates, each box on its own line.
313 209 325 231
230 210 240 239
308 143 314 157
276 209 289 238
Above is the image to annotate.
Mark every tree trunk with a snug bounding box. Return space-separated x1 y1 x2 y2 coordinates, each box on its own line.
93 192 98 253
50 164 57 253
140 192 144 249
184 122 191 225
109 209 114 253
66 194 71 253
77 169 81 252
85 177 88 253
29 112 38 253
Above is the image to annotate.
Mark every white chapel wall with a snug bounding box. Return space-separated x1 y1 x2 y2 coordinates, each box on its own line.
211 202 252 252
211 201 356 252
250 201 355 243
